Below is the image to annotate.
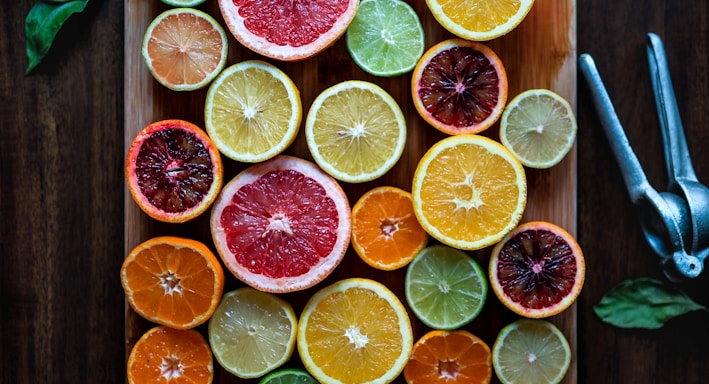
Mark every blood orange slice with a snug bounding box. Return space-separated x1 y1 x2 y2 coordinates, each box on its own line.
412 38 508 135
489 221 585 318
125 119 223 223
210 155 351 293
218 0 360 61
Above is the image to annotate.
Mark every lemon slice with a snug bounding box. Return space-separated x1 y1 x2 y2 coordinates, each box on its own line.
305 80 407 183
205 60 302 163
500 89 578 169
208 288 297 379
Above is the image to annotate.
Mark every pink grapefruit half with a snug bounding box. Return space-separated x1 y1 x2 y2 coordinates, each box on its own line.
210 155 351 293
218 0 359 61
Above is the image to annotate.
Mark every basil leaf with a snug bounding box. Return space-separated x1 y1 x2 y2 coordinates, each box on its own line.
25 0 89 74
594 278 706 329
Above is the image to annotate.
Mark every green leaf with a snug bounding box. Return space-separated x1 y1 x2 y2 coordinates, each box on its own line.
594 277 707 329
25 0 89 74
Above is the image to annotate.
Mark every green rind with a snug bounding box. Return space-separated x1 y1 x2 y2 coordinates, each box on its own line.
258 368 318 384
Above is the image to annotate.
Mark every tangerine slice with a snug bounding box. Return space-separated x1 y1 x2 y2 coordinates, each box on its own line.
412 39 508 135
210 155 351 293
351 186 429 270
120 236 225 330
125 119 223 223
218 0 359 61
404 329 492 384
489 221 585 318
127 325 214 384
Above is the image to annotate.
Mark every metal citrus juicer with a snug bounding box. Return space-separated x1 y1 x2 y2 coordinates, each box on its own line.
578 33 709 281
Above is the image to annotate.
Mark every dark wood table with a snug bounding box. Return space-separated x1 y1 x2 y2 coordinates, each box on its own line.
2 1 708 383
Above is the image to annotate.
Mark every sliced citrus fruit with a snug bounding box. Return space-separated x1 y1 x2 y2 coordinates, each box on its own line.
208 288 297 379
345 0 425 77
259 368 319 384
210 155 351 293
425 0 535 41
489 221 585 318
404 245 487 330
127 325 214 384
411 134 527 251
351 186 429 270
218 0 359 61
142 8 228 91
298 278 413 384
125 119 223 223
404 329 492 384
205 60 302 163
500 89 578 169
161 0 207 7
121 236 225 330
305 80 407 183
412 39 508 136
492 319 571 384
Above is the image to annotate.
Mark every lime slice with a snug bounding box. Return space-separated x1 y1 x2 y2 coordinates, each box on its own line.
346 0 425 77
258 368 318 384
500 89 577 169
404 244 487 330
208 288 297 379
160 0 207 7
492 319 571 384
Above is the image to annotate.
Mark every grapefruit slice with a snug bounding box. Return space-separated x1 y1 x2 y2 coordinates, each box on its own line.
489 221 585 318
218 0 360 61
125 119 223 223
210 155 351 293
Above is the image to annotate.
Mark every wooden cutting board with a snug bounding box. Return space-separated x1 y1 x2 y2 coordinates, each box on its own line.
124 1 577 383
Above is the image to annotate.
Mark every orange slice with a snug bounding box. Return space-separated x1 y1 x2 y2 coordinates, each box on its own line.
404 329 492 384
120 236 225 330
425 0 535 41
125 119 223 223
489 221 585 318
297 278 413 384
351 186 429 270
142 8 228 91
412 39 508 135
412 134 527 251
127 325 214 384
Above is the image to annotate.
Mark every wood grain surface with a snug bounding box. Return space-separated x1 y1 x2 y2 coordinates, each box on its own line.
2 0 709 383
123 1 576 383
